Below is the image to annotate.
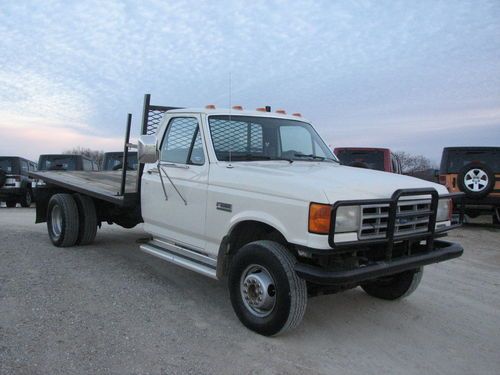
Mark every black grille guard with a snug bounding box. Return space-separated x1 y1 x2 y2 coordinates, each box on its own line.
328 188 464 256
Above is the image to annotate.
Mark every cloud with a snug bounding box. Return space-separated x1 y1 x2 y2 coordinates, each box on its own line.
0 0 499 161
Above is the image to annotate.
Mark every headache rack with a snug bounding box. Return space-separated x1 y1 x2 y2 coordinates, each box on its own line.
118 94 183 198
329 188 464 259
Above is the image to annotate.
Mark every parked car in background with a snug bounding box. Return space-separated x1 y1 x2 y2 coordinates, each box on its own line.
102 151 138 171
439 147 500 224
333 147 402 173
38 154 99 171
0 156 37 207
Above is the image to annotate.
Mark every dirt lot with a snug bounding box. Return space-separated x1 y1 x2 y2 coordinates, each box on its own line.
0 208 499 375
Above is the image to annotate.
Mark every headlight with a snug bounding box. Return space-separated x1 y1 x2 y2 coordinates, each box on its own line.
334 205 360 233
437 198 452 221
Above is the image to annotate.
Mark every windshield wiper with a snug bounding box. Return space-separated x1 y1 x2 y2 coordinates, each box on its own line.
293 153 337 163
231 155 293 163
294 153 324 161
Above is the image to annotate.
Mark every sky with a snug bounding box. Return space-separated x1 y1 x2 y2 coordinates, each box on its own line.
1 0 499 164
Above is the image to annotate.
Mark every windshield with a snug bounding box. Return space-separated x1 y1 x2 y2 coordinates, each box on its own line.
208 115 337 162
103 152 138 171
335 150 385 171
38 155 78 171
443 149 500 173
0 157 17 174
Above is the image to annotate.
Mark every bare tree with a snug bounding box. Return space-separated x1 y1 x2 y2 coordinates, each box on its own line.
63 147 105 166
394 151 434 174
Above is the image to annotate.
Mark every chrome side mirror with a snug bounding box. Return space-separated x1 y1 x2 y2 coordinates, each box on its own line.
138 135 158 164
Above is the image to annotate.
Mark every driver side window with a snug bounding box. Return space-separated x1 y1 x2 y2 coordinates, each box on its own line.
160 117 205 165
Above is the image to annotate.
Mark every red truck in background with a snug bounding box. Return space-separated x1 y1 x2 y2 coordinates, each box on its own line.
334 147 402 174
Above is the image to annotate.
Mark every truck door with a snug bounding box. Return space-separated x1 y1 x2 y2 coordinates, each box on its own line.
141 115 208 250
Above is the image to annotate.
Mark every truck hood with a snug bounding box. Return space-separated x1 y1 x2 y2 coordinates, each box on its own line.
210 161 448 203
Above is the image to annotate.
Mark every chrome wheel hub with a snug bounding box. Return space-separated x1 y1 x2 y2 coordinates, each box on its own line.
51 205 62 238
240 265 276 317
464 168 488 192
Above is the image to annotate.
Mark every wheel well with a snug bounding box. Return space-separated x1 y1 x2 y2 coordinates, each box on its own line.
217 220 289 279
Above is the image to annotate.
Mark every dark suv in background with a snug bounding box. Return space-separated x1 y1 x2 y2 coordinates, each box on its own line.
0 156 37 207
101 151 138 171
439 147 500 224
333 147 402 173
38 154 99 171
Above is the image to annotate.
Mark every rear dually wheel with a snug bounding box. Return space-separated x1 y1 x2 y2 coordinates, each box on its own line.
47 193 79 247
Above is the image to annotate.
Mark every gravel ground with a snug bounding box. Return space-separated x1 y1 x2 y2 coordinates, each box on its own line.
1 208 499 375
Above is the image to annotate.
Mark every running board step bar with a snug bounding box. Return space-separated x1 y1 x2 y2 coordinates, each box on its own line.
140 240 217 279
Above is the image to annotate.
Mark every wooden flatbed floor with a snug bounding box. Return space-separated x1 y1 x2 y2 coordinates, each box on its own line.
30 170 138 207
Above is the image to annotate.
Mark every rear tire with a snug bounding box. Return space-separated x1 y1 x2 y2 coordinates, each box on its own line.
47 194 79 247
228 240 307 336
6 201 17 208
20 189 32 207
361 267 423 300
73 194 97 245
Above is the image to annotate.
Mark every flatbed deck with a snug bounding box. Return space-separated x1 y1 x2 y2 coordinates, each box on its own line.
30 170 138 207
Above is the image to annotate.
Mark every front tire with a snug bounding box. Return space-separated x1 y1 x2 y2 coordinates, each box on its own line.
6 201 17 208
361 267 423 300
47 193 79 247
20 189 32 207
228 240 307 336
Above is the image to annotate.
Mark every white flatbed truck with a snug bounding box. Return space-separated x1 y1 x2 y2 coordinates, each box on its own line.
31 95 464 336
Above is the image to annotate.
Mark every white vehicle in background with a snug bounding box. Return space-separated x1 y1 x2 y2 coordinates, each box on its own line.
31 95 464 336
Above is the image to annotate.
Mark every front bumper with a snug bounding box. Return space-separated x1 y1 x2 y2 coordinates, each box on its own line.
298 188 465 286
295 239 463 285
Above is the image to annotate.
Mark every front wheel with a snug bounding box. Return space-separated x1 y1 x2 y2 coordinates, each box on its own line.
361 267 423 300
20 189 32 207
6 201 17 208
228 240 307 336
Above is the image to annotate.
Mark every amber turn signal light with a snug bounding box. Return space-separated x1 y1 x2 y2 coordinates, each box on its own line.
308 203 331 234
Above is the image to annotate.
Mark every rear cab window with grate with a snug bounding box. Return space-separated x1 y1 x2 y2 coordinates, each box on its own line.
209 118 263 161
160 117 205 165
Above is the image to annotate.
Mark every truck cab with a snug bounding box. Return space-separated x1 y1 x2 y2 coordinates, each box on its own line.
31 96 464 336
0 156 37 207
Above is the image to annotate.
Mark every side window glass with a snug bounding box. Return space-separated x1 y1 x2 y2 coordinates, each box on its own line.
189 129 205 165
20 160 29 175
161 117 203 165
